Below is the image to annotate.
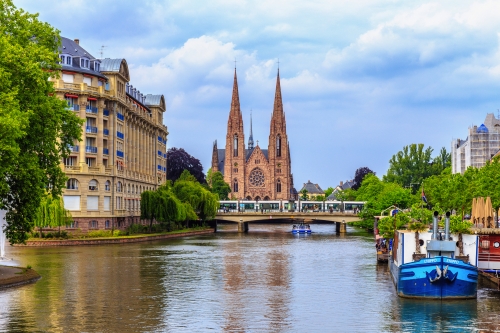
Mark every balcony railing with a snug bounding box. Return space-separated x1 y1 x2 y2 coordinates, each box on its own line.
103 148 109 155
68 145 79 152
103 109 109 116
117 131 124 139
86 106 98 114
117 150 124 158
103 128 109 136
86 146 97 154
86 126 98 134
117 113 124 121
67 104 80 111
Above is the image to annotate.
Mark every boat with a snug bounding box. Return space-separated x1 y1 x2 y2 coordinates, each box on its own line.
390 211 479 299
292 223 311 234
375 234 389 263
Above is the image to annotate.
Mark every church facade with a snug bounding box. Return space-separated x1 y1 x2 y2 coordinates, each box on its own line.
211 69 295 201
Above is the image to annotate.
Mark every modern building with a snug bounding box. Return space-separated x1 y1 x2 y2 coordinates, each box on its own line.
211 68 296 200
451 113 500 174
299 181 324 199
51 37 168 231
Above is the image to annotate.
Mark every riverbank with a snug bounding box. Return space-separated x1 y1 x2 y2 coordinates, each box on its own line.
0 265 41 289
19 228 215 246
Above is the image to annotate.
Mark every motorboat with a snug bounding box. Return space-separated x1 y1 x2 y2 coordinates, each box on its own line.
292 223 311 234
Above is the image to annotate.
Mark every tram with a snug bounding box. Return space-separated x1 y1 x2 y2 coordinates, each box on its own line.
218 200 365 213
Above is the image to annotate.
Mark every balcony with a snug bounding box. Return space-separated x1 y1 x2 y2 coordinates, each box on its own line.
86 126 98 134
117 150 124 158
103 128 109 136
86 106 98 114
117 113 124 121
117 131 124 139
103 109 109 116
86 146 97 154
103 148 109 155
68 145 79 152
157 165 162 171
67 104 80 111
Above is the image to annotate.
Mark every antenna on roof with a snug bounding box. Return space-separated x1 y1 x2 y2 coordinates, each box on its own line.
99 45 107 58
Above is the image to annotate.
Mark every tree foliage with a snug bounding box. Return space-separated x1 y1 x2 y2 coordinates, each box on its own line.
167 147 205 184
33 193 72 237
208 170 231 200
352 167 375 190
383 144 449 190
324 187 334 199
0 1 83 244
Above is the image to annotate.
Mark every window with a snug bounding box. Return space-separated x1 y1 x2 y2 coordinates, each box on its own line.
233 134 238 157
80 58 84 67
67 221 78 228
117 181 122 192
87 196 98 210
104 197 110 211
66 56 71 65
83 77 91 86
128 184 131 193
86 157 95 167
62 74 74 83
89 220 98 229
88 179 98 191
116 196 122 209
233 179 238 192
60 55 65 64
105 180 110 191
276 135 281 157
66 178 79 190
64 157 77 166
105 220 110 229
86 60 89 68
276 179 282 193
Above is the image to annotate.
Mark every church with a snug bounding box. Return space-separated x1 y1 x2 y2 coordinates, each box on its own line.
211 68 296 201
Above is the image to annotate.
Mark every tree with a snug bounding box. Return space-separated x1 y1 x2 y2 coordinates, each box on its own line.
140 190 158 233
431 147 451 175
408 204 432 254
383 143 435 189
209 171 231 200
33 194 71 238
167 147 206 184
0 1 83 244
300 189 308 201
352 167 375 190
450 215 473 256
324 187 334 199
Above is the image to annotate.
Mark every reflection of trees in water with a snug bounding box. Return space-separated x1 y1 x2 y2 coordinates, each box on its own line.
265 249 291 332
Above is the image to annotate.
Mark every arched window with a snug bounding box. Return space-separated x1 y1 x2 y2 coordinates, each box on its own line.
117 181 122 192
66 178 79 190
276 179 282 193
89 220 98 229
276 134 281 157
105 180 110 191
105 220 110 229
233 134 238 157
88 179 98 191
233 179 238 192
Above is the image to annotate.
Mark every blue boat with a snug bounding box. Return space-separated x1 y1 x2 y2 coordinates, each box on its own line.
390 212 479 299
292 223 311 234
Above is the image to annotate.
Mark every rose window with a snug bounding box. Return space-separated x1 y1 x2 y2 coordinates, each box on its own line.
249 168 265 187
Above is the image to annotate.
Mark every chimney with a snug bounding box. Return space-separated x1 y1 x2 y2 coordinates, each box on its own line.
74 38 80 45
340 181 343 187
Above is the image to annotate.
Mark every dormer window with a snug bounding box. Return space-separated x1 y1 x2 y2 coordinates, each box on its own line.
66 56 72 65
60 55 65 64
80 57 90 69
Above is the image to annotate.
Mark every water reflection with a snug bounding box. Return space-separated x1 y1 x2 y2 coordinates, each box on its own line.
0 225 499 332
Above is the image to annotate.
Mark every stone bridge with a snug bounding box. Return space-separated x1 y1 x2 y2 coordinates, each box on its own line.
214 212 361 233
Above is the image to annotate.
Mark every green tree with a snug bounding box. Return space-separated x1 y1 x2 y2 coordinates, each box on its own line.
33 194 71 238
300 189 308 201
408 204 432 254
324 187 334 199
383 143 435 189
450 214 473 256
0 1 83 244
140 190 158 233
209 171 231 200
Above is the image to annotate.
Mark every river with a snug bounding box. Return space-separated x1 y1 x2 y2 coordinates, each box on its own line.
0 224 499 332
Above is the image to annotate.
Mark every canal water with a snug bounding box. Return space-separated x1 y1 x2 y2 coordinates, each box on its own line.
0 224 500 332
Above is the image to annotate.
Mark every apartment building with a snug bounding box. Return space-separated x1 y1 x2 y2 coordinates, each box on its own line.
52 37 168 231
452 113 500 174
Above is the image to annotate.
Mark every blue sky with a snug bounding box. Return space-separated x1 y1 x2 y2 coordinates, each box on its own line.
16 0 500 189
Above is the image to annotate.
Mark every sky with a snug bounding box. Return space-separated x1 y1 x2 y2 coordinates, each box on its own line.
15 0 500 189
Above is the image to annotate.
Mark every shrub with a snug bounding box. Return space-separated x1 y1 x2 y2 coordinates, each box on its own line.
87 230 112 238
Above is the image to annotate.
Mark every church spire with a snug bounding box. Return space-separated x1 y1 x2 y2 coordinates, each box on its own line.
270 68 286 133
227 68 243 133
248 110 254 149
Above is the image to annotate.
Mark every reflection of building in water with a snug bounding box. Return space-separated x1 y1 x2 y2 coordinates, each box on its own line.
15 247 165 332
222 235 291 332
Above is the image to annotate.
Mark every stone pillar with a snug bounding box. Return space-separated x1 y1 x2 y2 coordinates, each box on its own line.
238 221 249 233
336 221 347 233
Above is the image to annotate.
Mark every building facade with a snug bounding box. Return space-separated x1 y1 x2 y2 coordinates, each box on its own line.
451 113 500 174
51 37 168 231
211 69 295 200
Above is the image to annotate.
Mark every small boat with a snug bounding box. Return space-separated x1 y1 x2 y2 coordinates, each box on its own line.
376 234 389 263
292 223 311 234
390 212 478 299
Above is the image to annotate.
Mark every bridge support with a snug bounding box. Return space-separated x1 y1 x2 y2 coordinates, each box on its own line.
238 221 249 233
336 221 346 234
